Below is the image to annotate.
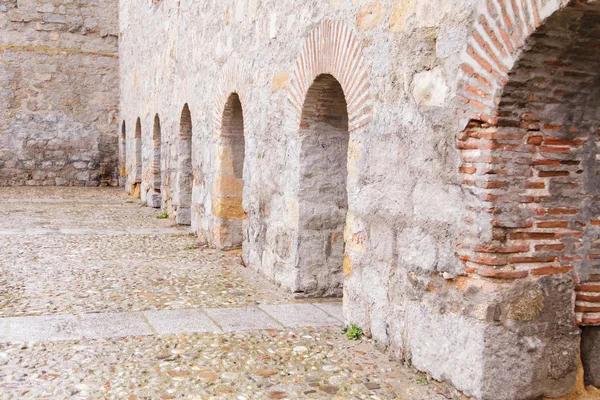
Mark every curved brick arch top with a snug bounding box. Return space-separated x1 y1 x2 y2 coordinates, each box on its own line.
287 20 372 132
213 59 249 135
456 0 572 125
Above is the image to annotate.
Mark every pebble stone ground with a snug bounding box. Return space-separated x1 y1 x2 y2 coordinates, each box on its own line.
0 187 470 399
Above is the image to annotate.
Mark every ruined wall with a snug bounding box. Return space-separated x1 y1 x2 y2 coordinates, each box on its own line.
120 0 597 398
0 0 119 186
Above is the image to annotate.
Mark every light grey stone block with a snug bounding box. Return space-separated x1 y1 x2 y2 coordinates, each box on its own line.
312 302 344 322
260 304 341 328
204 306 283 332
144 309 221 335
79 312 153 339
0 314 79 343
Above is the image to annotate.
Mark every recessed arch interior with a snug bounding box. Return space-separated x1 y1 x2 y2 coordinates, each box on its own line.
176 104 193 225
213 93 246 249
296 73 349 297
120 121 127 178
134 117 142 183
152 114 162 197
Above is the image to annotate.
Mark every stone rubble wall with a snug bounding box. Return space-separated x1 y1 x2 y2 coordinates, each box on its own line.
0 0 119 186
120 0 597 399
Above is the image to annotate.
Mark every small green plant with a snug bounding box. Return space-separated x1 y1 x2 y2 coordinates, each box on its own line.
125 200 134 204
345 323 363 340
405 358 412 368
157 212 169 219
185 244 199 250
416 377 429 386
140 201 148 207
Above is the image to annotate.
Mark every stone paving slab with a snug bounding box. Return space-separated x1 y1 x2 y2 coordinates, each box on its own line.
313 301 344 321
2 314 80 342
261 303 342 328
144 309 220 334
204 306 284 332
79 311 154 340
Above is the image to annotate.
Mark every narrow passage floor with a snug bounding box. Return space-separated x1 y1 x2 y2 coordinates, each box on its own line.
0 187 463 399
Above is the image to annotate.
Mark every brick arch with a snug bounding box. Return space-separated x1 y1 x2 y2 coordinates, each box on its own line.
456 0 575 126
456 0 600 327
213 59 249 135
287 20 372 132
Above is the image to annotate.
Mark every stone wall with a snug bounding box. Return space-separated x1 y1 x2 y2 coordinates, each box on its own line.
0 0 119 186
120 0 599 398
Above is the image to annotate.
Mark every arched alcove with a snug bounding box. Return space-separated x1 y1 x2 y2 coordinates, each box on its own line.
148 114 162 208
296 74 349 297
176 104 193 225
119 121 127 181
212 93 245 249
134 118 143 192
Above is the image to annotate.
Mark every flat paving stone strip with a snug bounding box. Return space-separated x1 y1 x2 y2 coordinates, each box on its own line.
0 303 343 343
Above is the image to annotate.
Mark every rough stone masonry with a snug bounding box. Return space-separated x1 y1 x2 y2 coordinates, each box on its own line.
0 0 119 186
3 0 600 399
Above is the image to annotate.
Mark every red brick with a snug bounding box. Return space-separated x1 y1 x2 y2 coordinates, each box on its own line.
535 244 565 252
477 268 529 279
510 255 556 264
538 171 569 177
510 232 556 240
575 306 600 313
526 181 545 189
575 285 600 293
547 208 577 215
531 266 574 276
536 221 568 228
539 146 571 153
474 244 530 253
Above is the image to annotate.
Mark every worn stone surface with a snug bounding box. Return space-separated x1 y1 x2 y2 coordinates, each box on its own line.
0 0 119 186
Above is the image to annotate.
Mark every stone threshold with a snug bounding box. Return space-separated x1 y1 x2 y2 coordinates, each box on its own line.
0 302 343 343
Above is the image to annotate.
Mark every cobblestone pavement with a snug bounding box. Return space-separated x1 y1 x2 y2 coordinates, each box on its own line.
0 188 467 399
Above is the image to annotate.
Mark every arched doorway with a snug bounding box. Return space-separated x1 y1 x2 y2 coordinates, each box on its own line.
457 1 600 394
132 117 142 198
296 74 349 297
176 104 193 225
148 114 162 208
212 93 245 249
119 121 127 186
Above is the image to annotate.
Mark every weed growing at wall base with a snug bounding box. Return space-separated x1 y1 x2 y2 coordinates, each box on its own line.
343 324 363 340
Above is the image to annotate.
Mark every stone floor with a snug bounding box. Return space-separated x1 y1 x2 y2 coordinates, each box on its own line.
0 188 472 399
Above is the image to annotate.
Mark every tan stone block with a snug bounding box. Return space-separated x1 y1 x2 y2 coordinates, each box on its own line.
343 254 352 276
215 174 243 196
390 0 415 32
271 71 289 92
212 195 244 219
357 0 386 31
